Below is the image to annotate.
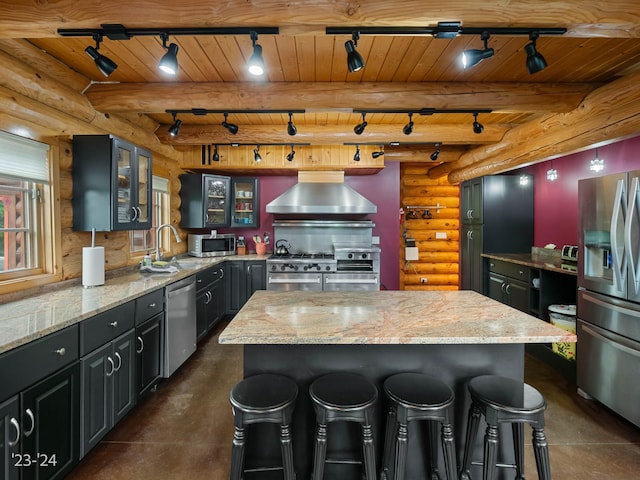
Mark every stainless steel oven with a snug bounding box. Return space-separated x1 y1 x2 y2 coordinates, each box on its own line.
267 272 323 291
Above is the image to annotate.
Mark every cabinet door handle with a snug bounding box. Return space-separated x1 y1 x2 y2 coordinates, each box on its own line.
23 409 35 437
110 321 118 328
114 352 122 372
106 356 115 377
8 417 20 446
137 336 144 354
54 347 66 356
219 268 224 278
501 282 507 293
205 291 212 304
130 207 138 221
505 283 512 295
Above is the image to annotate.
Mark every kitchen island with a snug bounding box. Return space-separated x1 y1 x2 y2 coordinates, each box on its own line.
219 290 575 480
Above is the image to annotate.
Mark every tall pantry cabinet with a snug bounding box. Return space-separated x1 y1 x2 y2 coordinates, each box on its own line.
460 175 534 293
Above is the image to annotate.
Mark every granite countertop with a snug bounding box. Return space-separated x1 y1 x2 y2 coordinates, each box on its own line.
0 253 269 355
218 290 577 345
482 252 577 276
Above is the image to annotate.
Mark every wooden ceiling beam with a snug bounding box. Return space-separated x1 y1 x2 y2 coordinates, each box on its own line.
85 82 594 114
155 123 509 145
1 1 640 38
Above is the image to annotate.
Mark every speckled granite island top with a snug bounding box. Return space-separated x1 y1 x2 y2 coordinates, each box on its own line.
218 290 576 345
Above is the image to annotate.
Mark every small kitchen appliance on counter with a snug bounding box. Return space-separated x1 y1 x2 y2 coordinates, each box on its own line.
188 231 235 257
561 244 578 272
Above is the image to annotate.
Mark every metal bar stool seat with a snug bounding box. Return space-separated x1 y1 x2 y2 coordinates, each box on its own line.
229 373 298 480
380 373 457 480
459 374 550 480
309 372 378 480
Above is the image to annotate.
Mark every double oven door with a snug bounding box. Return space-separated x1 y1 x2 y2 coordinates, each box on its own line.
267 272 379 291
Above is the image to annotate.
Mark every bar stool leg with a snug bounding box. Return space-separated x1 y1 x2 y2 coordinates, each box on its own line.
392 421 408 480
426 422 441 480
512 423 525 480
459 403 481 480
311 422 327 480
482 423 499 480
229 424 246 480
441 421 457 480
380 406 398 480
362 421 377 480
280 423 296 480
532 427 551 480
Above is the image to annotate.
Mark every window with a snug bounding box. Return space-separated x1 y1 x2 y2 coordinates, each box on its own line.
0 131 51 283
130 176 170 256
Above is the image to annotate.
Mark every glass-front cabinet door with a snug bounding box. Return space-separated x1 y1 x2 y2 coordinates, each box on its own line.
113 138 151 230
135 148 151 226
205 175 231 227
231 178 259 227
114 139 134 228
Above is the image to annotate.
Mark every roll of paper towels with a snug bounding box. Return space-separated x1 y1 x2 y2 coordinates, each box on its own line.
82 246 105 288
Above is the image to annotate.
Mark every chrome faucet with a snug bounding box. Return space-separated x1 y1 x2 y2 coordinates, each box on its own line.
155 223 182 261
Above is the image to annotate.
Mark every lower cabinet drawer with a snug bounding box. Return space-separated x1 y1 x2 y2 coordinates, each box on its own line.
487 259 529 281
80 301 135 355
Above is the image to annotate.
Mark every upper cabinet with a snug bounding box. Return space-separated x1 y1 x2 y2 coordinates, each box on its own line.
179 174 259 229
73 135 152 231
231 178 259 228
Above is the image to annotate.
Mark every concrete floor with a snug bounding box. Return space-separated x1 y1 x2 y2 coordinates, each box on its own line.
67 321 640 479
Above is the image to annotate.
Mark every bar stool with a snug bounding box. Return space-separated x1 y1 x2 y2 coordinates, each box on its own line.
309 372 378 480
459 375 551 480
380 373 457 480
229 373 298 480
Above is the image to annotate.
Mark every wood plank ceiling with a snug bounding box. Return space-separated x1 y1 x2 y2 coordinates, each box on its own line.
2 1 640 181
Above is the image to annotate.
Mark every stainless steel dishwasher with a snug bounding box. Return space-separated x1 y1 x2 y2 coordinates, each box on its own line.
163 275 197 377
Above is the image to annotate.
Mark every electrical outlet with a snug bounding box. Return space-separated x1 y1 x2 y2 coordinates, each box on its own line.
435 232 447 239
421 277 427 283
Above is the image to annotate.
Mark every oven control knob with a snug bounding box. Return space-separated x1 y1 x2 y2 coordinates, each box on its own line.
303 265 308 271
294 265 299 271
280 265 286 271
362 253 368 259
316 265 321 271
326 266 331 271
348 253 353 259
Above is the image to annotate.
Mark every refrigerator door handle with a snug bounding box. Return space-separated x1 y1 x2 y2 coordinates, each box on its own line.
625 176 640 295
611 179 626 290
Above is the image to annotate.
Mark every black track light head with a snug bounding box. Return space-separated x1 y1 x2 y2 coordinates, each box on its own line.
472 112 484 134
461 31 494 69
253 145 262 162
85 34 118 77
525 33 548 74
372 144 385 159
354 112 368 135
430 143 441 161
345 32 365 72
353 145 361 162
158 33 179 74
221 113 239 135
287 112 297 136
168 114 182 137
212 144 220 162
403 112 414 135
248 31 265 76
286 145 296 162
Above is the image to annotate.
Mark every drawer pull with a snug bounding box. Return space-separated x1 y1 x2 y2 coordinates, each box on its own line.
148 303 156 308
54 347 66 356
137 336 144 354
106 356 115 377
24 409 35 437
8 417 20 447
109 321 118 328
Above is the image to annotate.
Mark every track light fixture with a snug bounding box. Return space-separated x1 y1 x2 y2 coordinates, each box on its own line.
85 34 118 77
403 112 414 135
158 33 179 74
248 31 265 76
168 113 182 137
286 145 296 162
354 112 368 135
253 145 262 162
212 144 220 162
372 144 385 159
461 31 494 69
287 112 297 136
430 143 441 161
353 145 361 162
221 112 239 135
472 112 484 134
525 32 548 74
345 32 366 73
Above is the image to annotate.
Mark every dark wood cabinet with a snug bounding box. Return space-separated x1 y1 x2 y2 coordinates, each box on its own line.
0 395 19 480
460 175 534 293
230 177 259 228
227 260 266 314
72 135 152 231
196 264 226 341
488 270 530 312
134 289 165 398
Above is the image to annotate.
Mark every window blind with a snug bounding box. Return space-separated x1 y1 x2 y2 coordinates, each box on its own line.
153 175 169 193
0 131 50 183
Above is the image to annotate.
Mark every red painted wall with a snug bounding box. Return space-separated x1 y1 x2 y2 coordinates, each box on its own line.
518 135 640 248
217 162 401 290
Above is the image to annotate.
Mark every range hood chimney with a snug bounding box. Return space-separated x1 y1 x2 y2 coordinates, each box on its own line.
266 171 377 215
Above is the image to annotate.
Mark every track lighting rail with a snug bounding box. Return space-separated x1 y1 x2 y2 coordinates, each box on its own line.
326 25 566 37
166 109 304 115
58 25 279 38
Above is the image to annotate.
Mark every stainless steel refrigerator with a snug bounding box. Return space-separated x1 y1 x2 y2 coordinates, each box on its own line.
577 170 640 427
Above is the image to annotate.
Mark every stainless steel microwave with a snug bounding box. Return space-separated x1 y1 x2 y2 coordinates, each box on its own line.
188 233 236 257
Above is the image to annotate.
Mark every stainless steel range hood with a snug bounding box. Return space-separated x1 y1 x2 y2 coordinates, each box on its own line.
266 171 377 215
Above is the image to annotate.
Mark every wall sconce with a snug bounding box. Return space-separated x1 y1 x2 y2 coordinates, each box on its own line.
354 112 368 135
247 31 265 76
590 148 605 172
353 144 361 161
253 145 262 162
546 168 558 181
345 32 365 72
85 33 118 77
158 33 179 74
